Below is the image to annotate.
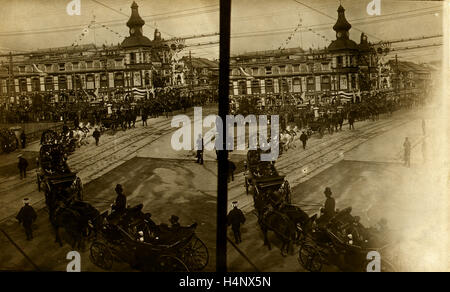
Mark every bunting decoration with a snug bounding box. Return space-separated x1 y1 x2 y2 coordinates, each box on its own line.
71 21 94 47
99 23 124 39
278 17 302 50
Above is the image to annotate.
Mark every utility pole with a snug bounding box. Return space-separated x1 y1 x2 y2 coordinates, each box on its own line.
9 52 16 105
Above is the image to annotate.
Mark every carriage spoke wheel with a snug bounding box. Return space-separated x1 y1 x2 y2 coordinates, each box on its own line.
181 236 209 271
299 243 323 272
90 241 113 270
157 255 190 272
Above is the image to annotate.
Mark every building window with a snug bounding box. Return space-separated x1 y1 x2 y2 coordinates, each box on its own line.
265 79 273 93
238 80 246 95
307 77 315 92
100 74 108 88
251 79 260 94
265 66 272 75
58 76 67 90
114 72 124 87
59 63 65 71
321 76 331 91
31 78 40 91
19 79 27 92
52 64 59 71
45 77 53 91
280 79 288 92
293 78 301 93
86 74 95 89
337 56 343 68
279 66 285 74
252 68 259 76
73 62 79 70
130 53 136 64
87 61 93 69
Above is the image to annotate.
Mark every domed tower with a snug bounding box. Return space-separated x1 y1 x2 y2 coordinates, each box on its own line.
121 1 152 48
328 5 360 94
121 1 153 93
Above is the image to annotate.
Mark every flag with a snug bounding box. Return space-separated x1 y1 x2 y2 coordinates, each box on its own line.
239 67 254 79
32 64 46 76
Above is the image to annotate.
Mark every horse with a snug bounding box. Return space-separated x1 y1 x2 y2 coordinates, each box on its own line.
51 201 101 249
254 195 317 256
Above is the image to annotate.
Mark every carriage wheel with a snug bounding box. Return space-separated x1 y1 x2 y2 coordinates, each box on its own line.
90 241 113 270
180 236 209 271
157 255 190 272
298 243 323 272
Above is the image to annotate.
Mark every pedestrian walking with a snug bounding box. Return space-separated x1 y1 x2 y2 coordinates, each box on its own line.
227 201 246 244
196 134 204 165
20 131 26 149
403 137 411 167
16 198 37 241
142 108 148 126
300 131 308 150
18 154 28 179
228 160 236 182
93 128 101 146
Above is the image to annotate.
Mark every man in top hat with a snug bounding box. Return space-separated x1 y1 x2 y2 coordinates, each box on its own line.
322 187 336 223
196 134 204 165
317 187 336 227
299 131 308 150
17 154 28 179
113 184 127 213
93 127 101 146
16 198 37 241
227 201 246 244
170 215 181 231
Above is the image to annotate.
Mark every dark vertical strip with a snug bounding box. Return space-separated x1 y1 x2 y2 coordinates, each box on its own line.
217 0 231 273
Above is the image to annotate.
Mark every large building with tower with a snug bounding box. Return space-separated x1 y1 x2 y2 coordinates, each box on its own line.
229 5 430 104
0 1 217 104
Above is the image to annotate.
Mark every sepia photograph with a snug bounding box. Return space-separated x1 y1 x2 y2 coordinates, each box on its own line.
0 0 449 278
0 0 219 272
227 0 448 272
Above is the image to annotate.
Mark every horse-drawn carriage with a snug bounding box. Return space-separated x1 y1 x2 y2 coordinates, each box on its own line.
298 207 397 272
245 150 316 256
89 206 209 272
0 128 18 154
37 133 83 210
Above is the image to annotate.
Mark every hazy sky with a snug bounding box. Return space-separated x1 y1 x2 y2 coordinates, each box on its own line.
230 0 444 63
0 0 219 59
0 0 444 63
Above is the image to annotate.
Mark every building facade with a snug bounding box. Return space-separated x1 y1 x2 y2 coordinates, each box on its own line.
229 5 428 105
0 1 216 104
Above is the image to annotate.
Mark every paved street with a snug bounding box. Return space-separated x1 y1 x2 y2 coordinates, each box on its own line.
227 106 449 272
0 106 218 271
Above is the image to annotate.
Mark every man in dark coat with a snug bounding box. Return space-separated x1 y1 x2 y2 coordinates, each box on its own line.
227 201 246 244
113 184 127 213
93 128 101 146
18 154 28 179
170 215 181 232
20 131 26 149
16 198 37 240
322 187 336 223
300 131 308 150
141 107 148 127
196 134 204 165
228 160 236 182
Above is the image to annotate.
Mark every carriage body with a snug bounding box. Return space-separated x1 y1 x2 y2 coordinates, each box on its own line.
37 142 82 204
90 210 209 272
298 208 397 272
